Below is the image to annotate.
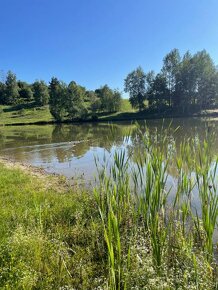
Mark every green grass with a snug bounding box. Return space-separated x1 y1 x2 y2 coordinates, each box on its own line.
0 125 218 288
0 101 218 126
0 104 53 125
0 163 104 289
120 99 135 112
0 100 138 126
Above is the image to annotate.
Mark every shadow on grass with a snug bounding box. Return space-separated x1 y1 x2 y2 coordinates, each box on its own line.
3 102 39 113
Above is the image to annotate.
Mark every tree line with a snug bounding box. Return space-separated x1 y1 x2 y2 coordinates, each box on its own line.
0 74 122 121
1 48 218 122
124 49 218 112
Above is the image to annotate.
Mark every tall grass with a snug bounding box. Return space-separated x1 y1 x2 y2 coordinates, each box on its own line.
94 123 218 289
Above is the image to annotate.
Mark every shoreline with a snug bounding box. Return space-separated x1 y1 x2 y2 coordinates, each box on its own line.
1 110 218 127
0 156 64 182
0 156 87 188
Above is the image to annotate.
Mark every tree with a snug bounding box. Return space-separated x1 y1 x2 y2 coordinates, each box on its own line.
95 85 121 112
88 91 101 113
0 82 5 104
192 50 217 109
175 51 196 112
95 85 112 112
162 49 181 108
215 70 218 106
148 73 169 109
66 81 86 120
18 81 33 102
124 67 146 110
90 97 101 113
4 71 19 105
33 80 49 106
49 77 67 121
174 50 218 111
112 89 122 112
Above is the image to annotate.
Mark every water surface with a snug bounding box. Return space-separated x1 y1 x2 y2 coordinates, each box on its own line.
0 118 218 183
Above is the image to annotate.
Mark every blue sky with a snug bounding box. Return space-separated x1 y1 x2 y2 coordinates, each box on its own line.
1 0 218 92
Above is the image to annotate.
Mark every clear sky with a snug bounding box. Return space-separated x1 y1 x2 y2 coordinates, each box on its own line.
1 0 218 92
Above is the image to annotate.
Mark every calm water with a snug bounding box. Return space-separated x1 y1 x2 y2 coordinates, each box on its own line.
0 118 218 183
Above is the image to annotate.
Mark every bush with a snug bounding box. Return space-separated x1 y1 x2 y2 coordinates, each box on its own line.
91 114 98 121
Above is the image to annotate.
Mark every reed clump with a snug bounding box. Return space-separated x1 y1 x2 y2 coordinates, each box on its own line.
94 124 218 289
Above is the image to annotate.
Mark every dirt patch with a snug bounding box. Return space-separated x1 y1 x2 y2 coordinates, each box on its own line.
0 156 50 178
0 156 70 191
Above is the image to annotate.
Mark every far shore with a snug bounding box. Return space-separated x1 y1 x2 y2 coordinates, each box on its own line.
1 108 218 127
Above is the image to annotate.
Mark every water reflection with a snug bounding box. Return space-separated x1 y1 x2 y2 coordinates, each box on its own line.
0 118 218 181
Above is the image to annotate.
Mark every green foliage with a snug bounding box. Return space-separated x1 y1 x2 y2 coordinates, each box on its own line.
124 66 147 111
49 77 67 121
4 71 19 105
49 80 122 121
49 79 89 121
1 48 218 122
125 49 218 113
90 93 101 112
66 81 86 120
0 82 5 104
32 80 49 106
162 48 181 107
17 81 33 102
147 73 169 109
95 85 122 113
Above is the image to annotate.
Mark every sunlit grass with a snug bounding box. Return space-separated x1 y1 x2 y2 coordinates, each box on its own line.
0 105 53 125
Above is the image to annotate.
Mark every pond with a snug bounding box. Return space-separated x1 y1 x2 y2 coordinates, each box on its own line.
0 118 218 184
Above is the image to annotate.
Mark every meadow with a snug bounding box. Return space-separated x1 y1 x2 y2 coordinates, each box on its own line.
0 100 134 126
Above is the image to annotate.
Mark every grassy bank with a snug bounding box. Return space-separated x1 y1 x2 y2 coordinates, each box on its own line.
0 104 53 125
0 124 218 289
0 100 134 126
0 160 103 289
2 101 218 126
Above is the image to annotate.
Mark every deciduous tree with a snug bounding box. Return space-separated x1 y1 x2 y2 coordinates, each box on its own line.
33 80 49 106
124 67 146 111
4 71 19 105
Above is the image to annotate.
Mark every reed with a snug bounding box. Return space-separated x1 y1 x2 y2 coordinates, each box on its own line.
94 122 218 288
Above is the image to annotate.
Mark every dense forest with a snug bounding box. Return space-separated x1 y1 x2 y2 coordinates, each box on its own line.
0 49 218 122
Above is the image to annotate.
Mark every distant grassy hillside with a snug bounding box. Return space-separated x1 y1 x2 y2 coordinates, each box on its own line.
0 104 53 125
0 99 135 125
2 99 213 125
120 99 135 112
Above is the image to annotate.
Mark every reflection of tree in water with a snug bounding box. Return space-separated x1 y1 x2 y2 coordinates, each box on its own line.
51 123 135 162
0 120 217 169
127 118 218 178
0 126 54 162
0 126 53 147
